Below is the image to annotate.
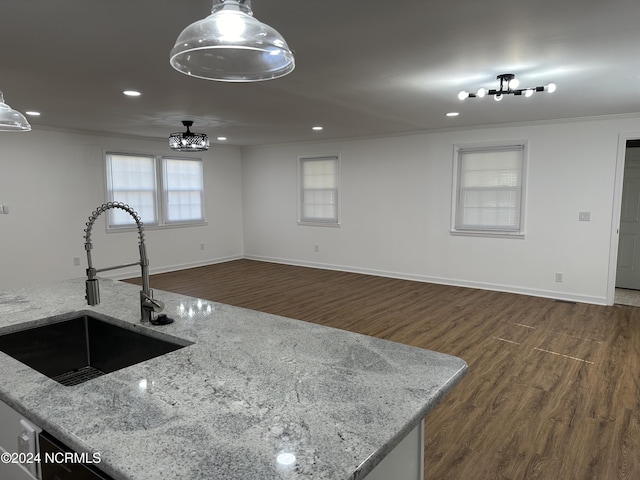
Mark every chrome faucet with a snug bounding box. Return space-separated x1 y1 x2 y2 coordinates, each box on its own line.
83 202 173 325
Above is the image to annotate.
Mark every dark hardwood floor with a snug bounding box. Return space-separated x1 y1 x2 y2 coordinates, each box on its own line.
125 259 640 480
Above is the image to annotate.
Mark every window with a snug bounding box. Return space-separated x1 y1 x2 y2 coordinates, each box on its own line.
298 155 339 225
162 157 204 224
105 153 158 227
452 143 526 236
105 152 204 229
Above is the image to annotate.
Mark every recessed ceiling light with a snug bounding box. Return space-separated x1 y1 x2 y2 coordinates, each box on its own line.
123 90 141 97
312 126 323 131
25 111 40 116
446 112 460 117
217 136 227 141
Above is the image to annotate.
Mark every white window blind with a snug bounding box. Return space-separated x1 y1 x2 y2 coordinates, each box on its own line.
105 153 158 227
299 155 339 224
162 157 204 224
454 145 525 233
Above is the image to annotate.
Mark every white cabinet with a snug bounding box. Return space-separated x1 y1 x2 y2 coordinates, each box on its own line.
0 398 41 480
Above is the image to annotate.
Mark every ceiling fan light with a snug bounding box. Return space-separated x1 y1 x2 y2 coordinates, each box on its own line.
0 91 31 132
169 121 209 151
169 0 295 82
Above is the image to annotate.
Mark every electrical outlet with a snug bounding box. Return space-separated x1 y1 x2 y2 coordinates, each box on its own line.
314 245 319 252
73 257 81 266
579 211 591 222
200 243 205 251
555 272 563 283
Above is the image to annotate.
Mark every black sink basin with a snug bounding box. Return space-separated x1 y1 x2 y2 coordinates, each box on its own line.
0 313 190 386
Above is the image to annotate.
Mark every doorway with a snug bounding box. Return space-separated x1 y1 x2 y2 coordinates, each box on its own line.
615 139 640 305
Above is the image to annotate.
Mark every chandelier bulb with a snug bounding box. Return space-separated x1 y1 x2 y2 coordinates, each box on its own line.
458 90 470 100
546 83 557 93
494 94 503 102
476 88 486 98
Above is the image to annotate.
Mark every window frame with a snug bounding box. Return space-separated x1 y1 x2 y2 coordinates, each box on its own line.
450 141 528 238
105 151 206 232
297 154 341 227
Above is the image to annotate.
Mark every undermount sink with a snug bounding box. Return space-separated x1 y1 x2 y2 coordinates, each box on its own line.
0 313 191 386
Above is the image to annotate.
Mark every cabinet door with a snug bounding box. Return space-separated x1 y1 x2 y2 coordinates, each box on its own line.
39 433 113 480
0 399 41 480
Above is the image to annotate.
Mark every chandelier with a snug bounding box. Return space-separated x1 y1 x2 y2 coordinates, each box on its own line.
169 0 295 82
168 121 209 152
458 73 557 101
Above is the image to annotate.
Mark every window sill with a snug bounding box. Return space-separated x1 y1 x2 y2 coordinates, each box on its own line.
107 221 208 233
297 221 341 228
450 229 524 239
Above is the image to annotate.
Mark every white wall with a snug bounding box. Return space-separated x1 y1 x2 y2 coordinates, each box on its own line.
4 116 639 304
0 128 244 290
241 116 640 305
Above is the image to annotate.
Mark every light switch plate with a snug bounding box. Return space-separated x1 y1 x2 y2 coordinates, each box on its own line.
579 211 591 222
0 204 8 214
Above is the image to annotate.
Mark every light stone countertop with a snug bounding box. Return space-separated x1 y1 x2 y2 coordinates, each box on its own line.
0 278 467 480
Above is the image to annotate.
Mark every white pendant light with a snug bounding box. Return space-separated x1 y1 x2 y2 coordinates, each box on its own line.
0 90 31 132
169 0 295 82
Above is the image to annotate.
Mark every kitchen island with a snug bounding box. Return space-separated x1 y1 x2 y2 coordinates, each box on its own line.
0 278 467 480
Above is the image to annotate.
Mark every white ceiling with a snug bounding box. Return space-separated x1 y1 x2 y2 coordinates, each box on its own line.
2 0 640 146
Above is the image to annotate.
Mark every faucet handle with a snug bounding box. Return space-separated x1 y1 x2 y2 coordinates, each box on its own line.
150 298 165 313
141 290 164 312
140 289 170 324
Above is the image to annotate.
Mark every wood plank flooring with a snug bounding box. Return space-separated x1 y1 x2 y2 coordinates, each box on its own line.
124 259 640 480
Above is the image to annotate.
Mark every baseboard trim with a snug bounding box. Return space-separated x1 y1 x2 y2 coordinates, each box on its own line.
244 255 608 306
105 255 244 281
103 253 607 306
